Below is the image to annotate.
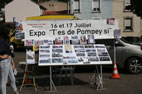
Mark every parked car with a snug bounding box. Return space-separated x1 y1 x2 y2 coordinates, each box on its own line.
122 36 142 46
95 38 142 74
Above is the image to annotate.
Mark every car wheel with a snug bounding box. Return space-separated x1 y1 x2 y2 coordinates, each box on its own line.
125 57 142 74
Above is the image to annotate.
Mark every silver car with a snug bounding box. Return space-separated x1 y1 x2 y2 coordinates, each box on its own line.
96 38 142 74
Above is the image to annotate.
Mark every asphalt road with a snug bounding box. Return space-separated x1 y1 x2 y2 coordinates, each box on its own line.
6 51 142 94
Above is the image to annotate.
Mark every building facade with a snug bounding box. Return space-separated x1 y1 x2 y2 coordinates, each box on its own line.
5 0 43 22
39 0 68 15
40 1 67 12
70 0 112 19
112 0 142 37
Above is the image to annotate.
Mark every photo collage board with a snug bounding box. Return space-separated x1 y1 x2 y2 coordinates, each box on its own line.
38 35 112 66
24 34 95 47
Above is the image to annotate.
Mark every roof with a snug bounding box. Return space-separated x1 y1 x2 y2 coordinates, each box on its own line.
43 10 68 15
26 15 79 20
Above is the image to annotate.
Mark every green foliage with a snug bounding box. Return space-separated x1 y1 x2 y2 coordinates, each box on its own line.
130 0 142 18
0 0 12 9
32 0 39 3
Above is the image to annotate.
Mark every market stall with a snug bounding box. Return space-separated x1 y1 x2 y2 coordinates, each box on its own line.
20 19 120 91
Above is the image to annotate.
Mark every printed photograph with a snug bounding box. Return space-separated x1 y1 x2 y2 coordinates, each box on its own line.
64 56 76 59
86 49 96 53
95 45 105 48
34 40 44 46
24 40 34 46
26 50 35 64
97 48 106 52
98 52 109 56
52 58 63 63
87 53 96 56
52 49 63 53
67 59 78 63
40 45 50 49
15 32 24 39
54 37 63 45
63 36 70 44
74 45 84 48
114 29 121 38
99 56 110 61
76 53 86 57
88 57 99 61
75 48 85 53
52 45 63 48
64 45 73 53
52 53 63 57
78 57 84 62
39 54 50 58
39 59 51 63
71 36 80 44
71 35 79 39
27 52 34 60
16 21 23 30
43 40 48 45
85 45 94 48
39 50 50 53
107 18 115 25
48 40 53 45
87 35 95 44
80 36 87 44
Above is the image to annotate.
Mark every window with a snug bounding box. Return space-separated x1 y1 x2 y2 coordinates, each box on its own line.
124 0 131 12
74 0 80 13
92 0 100 12
95 39 115 46
49 4 54 7
124 18 133 32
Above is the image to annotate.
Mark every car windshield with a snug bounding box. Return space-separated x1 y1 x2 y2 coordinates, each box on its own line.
119 38 131 44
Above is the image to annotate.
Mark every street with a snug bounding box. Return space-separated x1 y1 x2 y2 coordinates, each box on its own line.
7 51 142 94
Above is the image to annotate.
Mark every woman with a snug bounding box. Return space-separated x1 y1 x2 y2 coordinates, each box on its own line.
0 24 19 94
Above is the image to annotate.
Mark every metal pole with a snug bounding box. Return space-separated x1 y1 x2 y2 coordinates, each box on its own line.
49 66 52 91
100 65 103 90
114 39 116 63
49 66 57 92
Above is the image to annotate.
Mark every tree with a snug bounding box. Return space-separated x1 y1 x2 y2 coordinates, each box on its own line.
32 0 39 3
0 0 12 10
130 0 142 18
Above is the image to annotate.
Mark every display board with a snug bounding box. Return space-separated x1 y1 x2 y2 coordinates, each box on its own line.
22 19 120 40
38 44 112 66
21 19 119 66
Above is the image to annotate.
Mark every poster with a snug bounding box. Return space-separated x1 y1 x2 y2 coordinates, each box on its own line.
26 50 35 64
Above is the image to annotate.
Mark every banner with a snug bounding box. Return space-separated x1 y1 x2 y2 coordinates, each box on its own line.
22 19 119 40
